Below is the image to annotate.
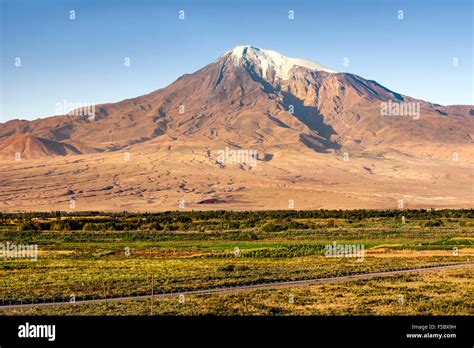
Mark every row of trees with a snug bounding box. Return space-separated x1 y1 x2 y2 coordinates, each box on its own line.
3 209 471 232
2 208 472 221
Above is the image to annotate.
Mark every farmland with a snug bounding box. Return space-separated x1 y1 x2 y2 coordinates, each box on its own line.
0 210 472 315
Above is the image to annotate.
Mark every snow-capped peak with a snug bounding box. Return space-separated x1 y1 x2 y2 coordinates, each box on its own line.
225 45 337 79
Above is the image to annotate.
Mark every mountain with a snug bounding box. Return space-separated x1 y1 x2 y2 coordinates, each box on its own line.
0 135 84 159
1 45 472 160
0 45 473 211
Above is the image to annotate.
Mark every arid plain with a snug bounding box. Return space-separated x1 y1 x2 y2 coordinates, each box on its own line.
0 142 473 212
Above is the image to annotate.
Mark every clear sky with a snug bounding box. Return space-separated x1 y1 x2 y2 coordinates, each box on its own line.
0 0 472 122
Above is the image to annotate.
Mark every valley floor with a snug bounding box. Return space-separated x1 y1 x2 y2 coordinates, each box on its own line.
0 146 473 211
0 211 472 315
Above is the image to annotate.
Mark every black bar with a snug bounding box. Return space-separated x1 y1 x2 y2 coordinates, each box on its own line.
0 316 472 347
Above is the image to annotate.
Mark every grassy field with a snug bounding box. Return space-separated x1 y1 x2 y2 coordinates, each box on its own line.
9 267 472 316
0 210 472 315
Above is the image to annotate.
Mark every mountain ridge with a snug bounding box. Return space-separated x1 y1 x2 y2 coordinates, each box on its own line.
1 45 473 160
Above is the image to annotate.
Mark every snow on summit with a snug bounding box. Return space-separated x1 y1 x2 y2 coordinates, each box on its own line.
226 45 337 79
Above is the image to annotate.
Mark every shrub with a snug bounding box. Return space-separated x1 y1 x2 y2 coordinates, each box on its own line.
249 233 259 240
218 264 235 272
178 223 190 231
261 222 288 232
147 222 163 231
16 222 37 232
424 220 443 227
82 223 96 231
235 265 250 271
218 264 250 272
287 221 309 230
175 216 192 223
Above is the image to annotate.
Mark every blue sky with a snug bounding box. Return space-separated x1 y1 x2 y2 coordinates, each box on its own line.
0 0 472 121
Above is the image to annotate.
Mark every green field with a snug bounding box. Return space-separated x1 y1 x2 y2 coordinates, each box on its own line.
0 210 472 315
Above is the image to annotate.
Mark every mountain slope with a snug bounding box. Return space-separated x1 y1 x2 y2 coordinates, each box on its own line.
0 135 86 160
